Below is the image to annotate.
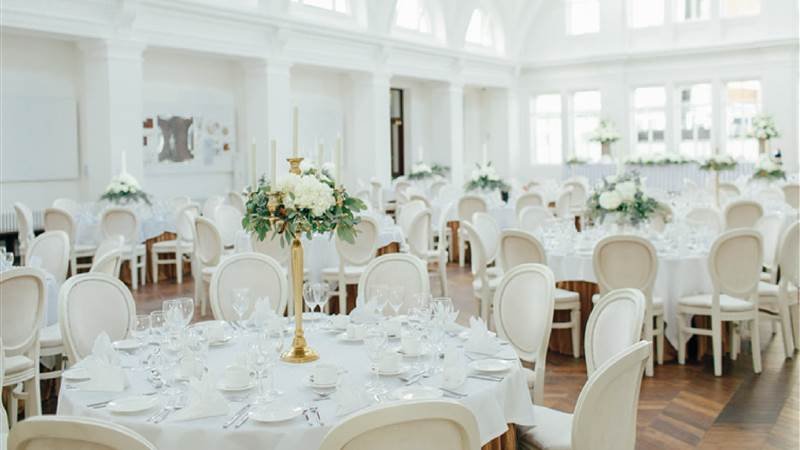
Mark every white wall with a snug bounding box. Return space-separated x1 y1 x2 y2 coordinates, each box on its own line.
0 33 82 212
290 67 346 168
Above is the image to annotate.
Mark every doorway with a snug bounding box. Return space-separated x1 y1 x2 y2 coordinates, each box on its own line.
390 88 404 178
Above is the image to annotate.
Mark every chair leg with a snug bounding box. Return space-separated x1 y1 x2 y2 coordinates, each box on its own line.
438 258 448 297
8 384 18 426
778 300 795 358
656 314 665 365
130 256 138 290
151 252 159 285
176 250 183 285
139 254 147 286
751 315 763 374
458 235 465 267
730 322 739 360
790 303 800 350
24 375 41 417
677 314 687 365
712 318 722 376
201 279 208 316
644 315 655 377
570 308 580 358
70 254 78 277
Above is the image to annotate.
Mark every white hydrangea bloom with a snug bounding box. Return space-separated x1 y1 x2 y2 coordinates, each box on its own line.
615 181 637 201
598 191 622 210
293 174 335 217
275 173 302 195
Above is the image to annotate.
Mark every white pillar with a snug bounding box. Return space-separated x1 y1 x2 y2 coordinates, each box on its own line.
243 59 293 182
433 83 465 185
348 72 391 186
79 39 145 200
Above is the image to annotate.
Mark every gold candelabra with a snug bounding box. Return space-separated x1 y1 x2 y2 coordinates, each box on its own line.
281 157 319 363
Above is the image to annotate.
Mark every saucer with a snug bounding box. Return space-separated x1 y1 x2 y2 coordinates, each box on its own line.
215 380 256 392
468 359 514 373
336 333 363 343
249 405 304 423
306 375 337 390
107 395 159 414
112 339 142 351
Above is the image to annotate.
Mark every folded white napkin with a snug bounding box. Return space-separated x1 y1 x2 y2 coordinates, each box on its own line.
464 317 501 356
76 333 126 392
170 377 230 422
349 301 378 324
442 345 467 388
333 380 369 416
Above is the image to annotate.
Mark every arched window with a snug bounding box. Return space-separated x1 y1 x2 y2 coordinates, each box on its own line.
394 0 433 34
291 0 350 14
465 8 494 47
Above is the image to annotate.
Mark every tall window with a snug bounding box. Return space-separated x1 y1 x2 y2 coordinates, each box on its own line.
678 84 712 158
291 0 349 14
395 0 432 33
633 86 666 154
629 0 665 28
726 80 761 161
465 9 494 47
530 94 563 164
566 0 599 35
573 91 602 161
723 0 760 17
677 0 710 21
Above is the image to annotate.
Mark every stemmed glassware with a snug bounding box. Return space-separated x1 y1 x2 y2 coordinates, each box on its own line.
303 282 328 329
149 311 165 344
370 285 389 318
177 298 194 328
231 288 252 334
248 335 272 404
364 326 387 396
387 286 405 317
264 329 285 398
162 299 185 335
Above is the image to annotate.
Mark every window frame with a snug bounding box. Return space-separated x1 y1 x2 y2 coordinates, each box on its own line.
565 0 600 36
628 0 665 29
393 0 434 35
676 82 713 158
723 78 762 161
631 85 668 155
571 90 603 162
530 93 564 165
676 0 711 22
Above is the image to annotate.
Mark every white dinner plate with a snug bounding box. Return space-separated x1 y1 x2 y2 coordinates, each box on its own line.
370 365 409 377
457 330 496 340
468 359 514 373
62 367 90 381
216 380 256 392
249 405 304 423
336 333 363 343
306 375 337 390
112 339 142 351
395 347 429 358
208 335 233 346
107 395 159 414
391 386 443 401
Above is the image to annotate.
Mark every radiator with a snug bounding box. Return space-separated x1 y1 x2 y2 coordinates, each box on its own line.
0 209 44 234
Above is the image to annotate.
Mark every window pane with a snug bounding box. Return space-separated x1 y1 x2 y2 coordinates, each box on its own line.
568 0 599 35
634 86 666 108
294 0 349 13
465 9 493 46
535 94 562 114
630 0 665 28
723 0 760 16
633 86 666 154
531 94 563 164
677 0 710 21
574 90 601 111
679 83 712 159
395 0 431 33
726 80 761 161
573 90 602 161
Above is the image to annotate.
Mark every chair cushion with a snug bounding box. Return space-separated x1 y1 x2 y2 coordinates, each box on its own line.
518 405 573 450
678 294 755 312
4 355 34 375
758 281 798 298
40 324 63 348
73 244 97 254
554 288 579 303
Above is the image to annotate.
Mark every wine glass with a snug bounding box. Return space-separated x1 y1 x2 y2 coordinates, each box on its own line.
132 315 150 344
409 293 432 331
177 297 194 328
162 300 184 334
387 286 405 317
431 297 454 322
364 326 387 395
248 337 272 404
149 310 165 343
231 288 251 333
370 285 389 318
265 329 285 397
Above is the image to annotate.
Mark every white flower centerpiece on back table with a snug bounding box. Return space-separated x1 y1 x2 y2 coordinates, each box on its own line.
625 152 693 167
100 172 151 205
586 172 670 229
589 119 621 161
751 155 786 183
749 114 780 155
699 154 738 207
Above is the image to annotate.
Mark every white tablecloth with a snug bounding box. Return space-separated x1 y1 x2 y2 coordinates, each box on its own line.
432 201 517 231
58 326 534 449
564 163 755 192
74 200 175 246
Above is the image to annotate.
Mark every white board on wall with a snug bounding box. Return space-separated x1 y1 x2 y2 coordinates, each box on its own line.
0 95 79 181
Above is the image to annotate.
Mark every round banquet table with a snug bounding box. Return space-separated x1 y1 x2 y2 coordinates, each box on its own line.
73 200 175 247
57 325 534 450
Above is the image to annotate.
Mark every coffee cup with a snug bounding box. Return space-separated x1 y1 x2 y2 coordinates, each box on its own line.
222 365 251 388
331 314 350 330
205 322 225 343
400 333 422 356
378 351 401 373
310 364 338 386
346 324 364 340
383 319 402 336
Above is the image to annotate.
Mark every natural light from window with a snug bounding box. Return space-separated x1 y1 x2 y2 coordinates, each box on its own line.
726 80 761 161
573 91 602 161
531 94 563 164
630 0 665 28
465 8 494 47
395 0 432 33
678 83 713 158
723 0 760 17
566 0 600 35
633 86 666 154
677 0 710 21
291 0 349 14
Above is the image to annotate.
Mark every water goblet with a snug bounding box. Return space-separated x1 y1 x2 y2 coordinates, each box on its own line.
162 300 184 334
176 297 194 328
231 288 252 333
387 286 405 317
149 311 165 343
265 329 285 397
363 326 387 395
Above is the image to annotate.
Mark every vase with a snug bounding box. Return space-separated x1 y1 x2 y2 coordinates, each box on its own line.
601 142 611 157
758 138 768 155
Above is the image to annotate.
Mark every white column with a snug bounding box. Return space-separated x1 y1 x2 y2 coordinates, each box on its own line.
348 72 391 186
243 60 293 182
433 83 465 185
79 39 145 199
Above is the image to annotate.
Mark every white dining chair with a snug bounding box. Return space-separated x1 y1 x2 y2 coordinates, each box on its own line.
52 198 79 216
562 180 587 216
59 273 135 364
209 252 288 320
718 182 741 202
515 192 545 218
723 199 763 230
227 191 246 215
461 221 493 323
356 253 430 311
406 210 448 297
194 217 224 316
214 204 244 250
754 213 783 278
429 180 448 198
168 196 192 211
0 267 45 425
499 230 582 358
473 212 501 279
152 204 200 284
408 193 432 208
322 216 380 313
758 221 799 358
1 338 7 448
677 229 763 376
457 195 488 267
318 400 480 450
13 202 34 266
369 179 384 212
782 182 799 210
686 207 723 234
25 231 70 285
518 341 650 450
202 195 225 218
43 207 95 276
584 288 646 376
397 199 427 237
100 208 147 289
592 235 663 376
493 263 554 404
554 188 573 218
518 206 554 233
8 416 156 450
90 236 125 277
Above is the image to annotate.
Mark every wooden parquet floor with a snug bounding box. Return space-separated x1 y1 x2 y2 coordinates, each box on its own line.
115 264 799 449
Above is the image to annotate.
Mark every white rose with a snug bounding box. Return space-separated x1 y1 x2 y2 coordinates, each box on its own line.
615 181 637 201
599 191 622 210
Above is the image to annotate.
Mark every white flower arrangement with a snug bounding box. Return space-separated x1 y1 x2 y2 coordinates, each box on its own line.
589 120 621 144
751 155 786 182
465 162 510 192
408 162 434 180
748 114 780 140
566 156 589 166
625 152 692 166
100 172 150 205
698 154 737 172
587 172 669 226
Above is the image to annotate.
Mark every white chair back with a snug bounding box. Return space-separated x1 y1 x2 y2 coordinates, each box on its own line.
709 229 762 301
592 235 658 301
718 182 740 202
0 268 46 361
724 199 763 230
13 202 34 255
461 221 486 278
209 252 288 319
782 183 799 209
472 212 500 266
777 221 800 289
584 288 646 376
176 204 201 244
194 217 223 267
356 254 430 310
43 207 76 244
202 195 225 218
215 204 243 248
572 341 650 450
429 180 447 198
437 184 461 205
518 206 553 232
395 180 412 197
397 199 427 236
406 210 432 259
91 236 125 277
250 233 290 265
52 198 79 215
492 263 554 367
515 192 544 216
100 208 139 244
335 216 380 267
169 196 192 211
8 416 156 450
686 207 722 234
26 231 70 284
369 180 383 211
562 180 587 209
554 189 572 217
499 230 546 271
457 195 488 223
318 400 480 450
755 213 784 269
408 194 431 208
59 273 135 363
227 192 246 214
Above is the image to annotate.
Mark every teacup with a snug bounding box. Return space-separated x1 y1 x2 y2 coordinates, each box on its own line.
222 365 251 388
310 364 339 386
400 333 422 356
378 351 401 373
382 319 402 336
205 323 225 343
346 324 365 340
331 314 350 330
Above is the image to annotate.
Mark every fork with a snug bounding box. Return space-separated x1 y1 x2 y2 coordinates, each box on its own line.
311 406 324 426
